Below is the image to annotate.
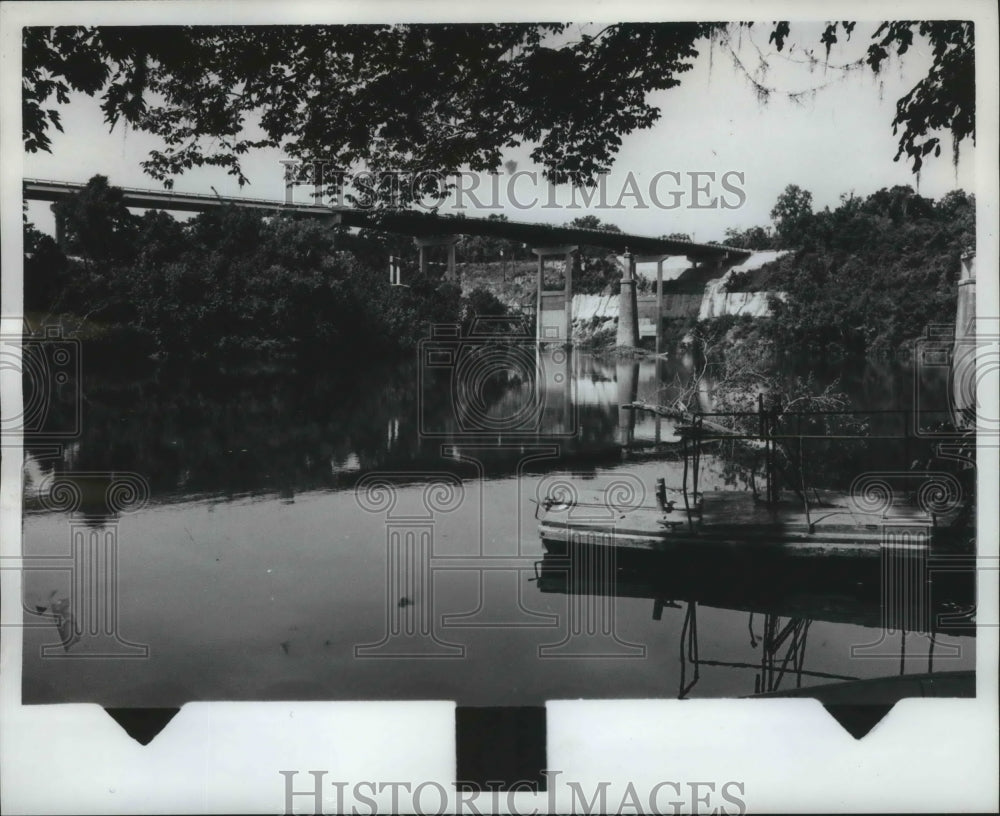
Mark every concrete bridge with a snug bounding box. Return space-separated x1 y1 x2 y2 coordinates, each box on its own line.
23 178 750 349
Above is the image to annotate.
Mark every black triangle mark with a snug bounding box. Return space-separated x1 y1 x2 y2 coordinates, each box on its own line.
104 707 180 745
822 703 896 739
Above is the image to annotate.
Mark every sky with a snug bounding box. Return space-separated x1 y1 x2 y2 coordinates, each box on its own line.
21 20 977 244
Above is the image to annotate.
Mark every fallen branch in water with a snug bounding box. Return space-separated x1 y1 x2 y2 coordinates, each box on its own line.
622 400 762 443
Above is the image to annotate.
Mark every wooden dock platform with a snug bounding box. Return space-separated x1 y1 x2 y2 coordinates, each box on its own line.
538 488 965 559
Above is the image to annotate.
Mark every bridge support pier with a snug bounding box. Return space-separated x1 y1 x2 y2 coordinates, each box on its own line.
617 249 639 348
414 235 461 283
532 246 577 346
51 204 66 250
952 250 977 429
635 253 670 354
616 360 639 447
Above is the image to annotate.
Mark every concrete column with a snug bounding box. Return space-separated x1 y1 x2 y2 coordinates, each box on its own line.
655 259 664 355
616 360 639 447
637 253 670 353
533 245 578 346
564 348 573 432
617 249 639 348
536 253 544 344
447 242 457 282
564 250 574 346
415 235 459 282
955 251 976 339
51 203 65 250
952 250 977 429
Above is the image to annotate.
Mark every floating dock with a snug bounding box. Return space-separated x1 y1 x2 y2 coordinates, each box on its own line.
540 396 974 560
537 487 968 559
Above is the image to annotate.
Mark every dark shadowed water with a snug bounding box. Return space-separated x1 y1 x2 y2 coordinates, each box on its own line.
21 348 975 706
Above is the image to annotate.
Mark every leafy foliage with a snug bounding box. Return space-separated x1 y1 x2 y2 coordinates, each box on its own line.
26 176 481 369
567 215 625 295
865 22 975 171
456 215 530 264
461 287 510 329
769 184 814 249
763 21 974 172
722 225 775 250
669 321 872 493
50 174 138 264
23 21 974 196
23 23 716 198
733 184 974 356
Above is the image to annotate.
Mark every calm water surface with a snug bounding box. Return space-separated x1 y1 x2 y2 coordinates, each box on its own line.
22 349 975 706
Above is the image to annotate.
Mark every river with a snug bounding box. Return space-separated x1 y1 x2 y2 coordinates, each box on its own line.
21 347 975 706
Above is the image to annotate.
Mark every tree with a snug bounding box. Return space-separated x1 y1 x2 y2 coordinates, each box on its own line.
770 184 815 248
23 23 714 198
462 287 510 329
756 185 974 355
567 216 625 294
134 209 186 266
722 226 774 250
23 224 67 313
23 22 974 200
26 175 469 363
459 215 524 263
569 214 622 234
860 185 934 222
50 174 138 265
756 21 974 173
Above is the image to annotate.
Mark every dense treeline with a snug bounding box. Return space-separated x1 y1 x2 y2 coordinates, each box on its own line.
23 178 636 373
24 176 500 370
25 177 974 366
721 184 975 357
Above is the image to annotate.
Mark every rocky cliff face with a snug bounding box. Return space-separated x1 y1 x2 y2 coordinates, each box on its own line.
566 251 787 344
698 250 787 319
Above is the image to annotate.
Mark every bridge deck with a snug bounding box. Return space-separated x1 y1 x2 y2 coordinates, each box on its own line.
23 177 750 259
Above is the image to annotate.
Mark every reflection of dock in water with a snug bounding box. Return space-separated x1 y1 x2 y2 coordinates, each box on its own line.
534 549 976 706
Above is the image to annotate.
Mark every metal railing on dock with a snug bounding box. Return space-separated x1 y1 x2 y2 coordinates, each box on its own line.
623 399 974 533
